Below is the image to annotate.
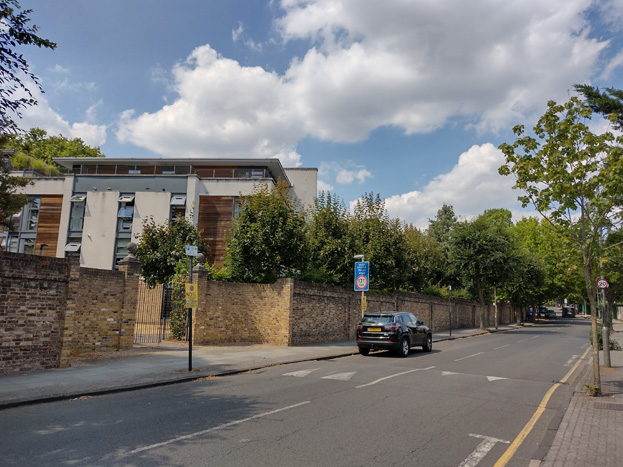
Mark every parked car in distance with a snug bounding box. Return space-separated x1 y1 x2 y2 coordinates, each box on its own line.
544 309 556 319
562 306 576 318
356 311 432 357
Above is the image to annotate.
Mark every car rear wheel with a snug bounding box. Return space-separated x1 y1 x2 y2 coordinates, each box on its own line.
423 334 432 352
358 347 370 356
396 337 410 357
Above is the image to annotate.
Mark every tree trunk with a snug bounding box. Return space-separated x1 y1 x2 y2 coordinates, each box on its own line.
584 258 601 395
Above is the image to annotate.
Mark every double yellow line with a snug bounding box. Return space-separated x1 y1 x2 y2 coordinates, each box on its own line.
493 346 591 467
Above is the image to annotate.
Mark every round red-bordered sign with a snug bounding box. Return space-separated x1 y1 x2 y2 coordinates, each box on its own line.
597 279 609 289
356 275 368 290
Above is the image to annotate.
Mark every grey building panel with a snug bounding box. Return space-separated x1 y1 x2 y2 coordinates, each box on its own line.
73 176 190 193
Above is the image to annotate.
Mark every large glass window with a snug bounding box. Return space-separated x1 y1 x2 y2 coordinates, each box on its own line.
170 194 186 221
114 193 135 267
0 196 40 254
65 194 86 258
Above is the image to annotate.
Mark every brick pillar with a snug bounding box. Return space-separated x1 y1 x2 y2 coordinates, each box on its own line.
118 251 141 350
192 263 209 344
59 258 80 367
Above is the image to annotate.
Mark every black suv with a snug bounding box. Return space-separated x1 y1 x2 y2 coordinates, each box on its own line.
356 311 432 357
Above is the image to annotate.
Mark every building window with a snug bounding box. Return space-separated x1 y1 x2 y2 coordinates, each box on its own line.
0 196 40 254
233 197 242 221
65 194 86 258
170 194 186 221
238 167 267 179
114 193 135 267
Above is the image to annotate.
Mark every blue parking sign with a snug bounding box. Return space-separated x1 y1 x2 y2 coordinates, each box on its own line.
354 261 369 291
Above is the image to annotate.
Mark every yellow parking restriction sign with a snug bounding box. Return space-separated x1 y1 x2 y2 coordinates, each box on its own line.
185 283 198 307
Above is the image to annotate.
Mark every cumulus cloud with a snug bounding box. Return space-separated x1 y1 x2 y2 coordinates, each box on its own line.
317 180 334 192
116 0 609 159
117 45 302 165
319 161 373 186
383 143 528 229
16 87 107 146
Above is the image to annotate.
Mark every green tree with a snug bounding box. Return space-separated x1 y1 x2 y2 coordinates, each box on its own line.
351 192 408 291
306 191 356 286
1 128 104 174
499 97 623 394
223 181 308 283
134 215 208 288
575 84 623 130
0 1 56 135
427 203 457 245
449 214 517 329
404 224 446 292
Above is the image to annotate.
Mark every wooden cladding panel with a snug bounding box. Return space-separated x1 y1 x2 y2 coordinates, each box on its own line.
36 195 63 256
197 196 234 267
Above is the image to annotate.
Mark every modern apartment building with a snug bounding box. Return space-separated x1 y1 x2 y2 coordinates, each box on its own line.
1 157 317 270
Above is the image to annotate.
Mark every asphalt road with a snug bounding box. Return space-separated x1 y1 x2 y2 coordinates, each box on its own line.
1 317 591 467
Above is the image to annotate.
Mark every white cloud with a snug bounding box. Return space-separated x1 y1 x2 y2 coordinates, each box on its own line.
336 168 372 184
319 161 373 186
16 88 107 146
384 143 529 228
117 44 302 163
317 180 334 192
116 0 610 159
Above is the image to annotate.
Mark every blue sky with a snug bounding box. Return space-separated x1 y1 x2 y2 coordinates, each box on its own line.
13 0 623 228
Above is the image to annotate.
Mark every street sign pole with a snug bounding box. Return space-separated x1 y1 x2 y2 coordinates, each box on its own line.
185 245 198 372
354 259 369 318
188 255 193 371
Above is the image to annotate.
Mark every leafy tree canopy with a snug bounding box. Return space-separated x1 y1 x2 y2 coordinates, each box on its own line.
427 203 457 244
575 84 623 130
1 1 56 135
134 215 208 288
1 128 104 174
223 181 308 283
305 191 356 286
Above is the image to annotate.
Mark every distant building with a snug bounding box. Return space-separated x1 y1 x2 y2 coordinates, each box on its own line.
1 157 317 270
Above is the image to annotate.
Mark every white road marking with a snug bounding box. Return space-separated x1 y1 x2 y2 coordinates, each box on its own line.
454 352 484 362
564 355 579 367
355 366 435 388
460 433 510 467
494 344 510 350
531 335 540 339
442 371 463 376
130 401 311 454
486 376 508 382
282 369 320 377
321 372 357 381
516 338 530 343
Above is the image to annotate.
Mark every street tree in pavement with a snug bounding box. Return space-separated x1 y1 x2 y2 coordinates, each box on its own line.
499 97 623 395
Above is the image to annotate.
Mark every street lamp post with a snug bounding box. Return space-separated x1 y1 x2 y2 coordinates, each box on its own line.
448 285 452 337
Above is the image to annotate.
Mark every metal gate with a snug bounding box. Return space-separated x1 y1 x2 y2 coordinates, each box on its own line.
134 281 172 344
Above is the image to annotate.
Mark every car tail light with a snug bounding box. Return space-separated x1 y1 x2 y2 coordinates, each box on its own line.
356 325 363 330
385 324 399 331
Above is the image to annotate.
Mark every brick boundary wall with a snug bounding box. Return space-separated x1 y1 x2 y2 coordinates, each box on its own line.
190 273 515 346
1 251 140 374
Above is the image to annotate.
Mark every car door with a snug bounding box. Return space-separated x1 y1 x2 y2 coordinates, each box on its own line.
409 313 426 345
400 313 417 345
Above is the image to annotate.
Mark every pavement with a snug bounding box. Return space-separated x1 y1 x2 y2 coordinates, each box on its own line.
1 319 621 466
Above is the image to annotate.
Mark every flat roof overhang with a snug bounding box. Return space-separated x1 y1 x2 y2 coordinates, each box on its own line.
54 157 291 185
